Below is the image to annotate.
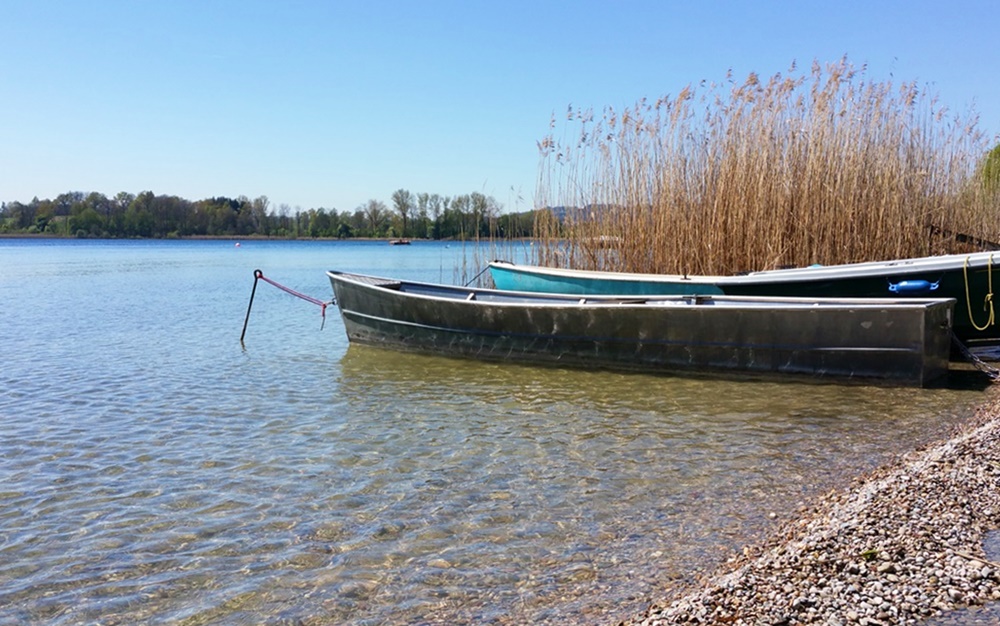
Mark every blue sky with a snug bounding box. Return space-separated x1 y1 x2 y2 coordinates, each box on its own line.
2 0 998 214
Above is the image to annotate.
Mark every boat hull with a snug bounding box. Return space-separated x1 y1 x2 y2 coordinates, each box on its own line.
329 271 954 387
489 253 1000 347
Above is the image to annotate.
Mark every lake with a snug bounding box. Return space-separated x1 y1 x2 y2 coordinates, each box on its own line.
0 238 991 624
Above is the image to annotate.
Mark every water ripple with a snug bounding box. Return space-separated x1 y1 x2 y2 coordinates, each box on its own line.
0 240 988 625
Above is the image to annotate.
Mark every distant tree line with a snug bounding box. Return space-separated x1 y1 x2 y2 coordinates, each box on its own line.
0 189 536 240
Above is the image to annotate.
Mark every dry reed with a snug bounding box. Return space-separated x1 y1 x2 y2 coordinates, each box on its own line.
532 57 1000 275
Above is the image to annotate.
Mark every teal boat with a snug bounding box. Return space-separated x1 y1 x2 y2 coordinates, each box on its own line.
489 251 1000 348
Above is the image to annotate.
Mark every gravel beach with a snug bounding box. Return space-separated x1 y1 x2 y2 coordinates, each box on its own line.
622 389 1000 625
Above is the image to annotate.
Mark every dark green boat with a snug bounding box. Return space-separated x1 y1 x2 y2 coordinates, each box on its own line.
489 251 1000 349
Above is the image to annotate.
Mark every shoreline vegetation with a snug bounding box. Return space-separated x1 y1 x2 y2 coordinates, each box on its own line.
0 190 536 242
0 232 497 242
532 58 1000 275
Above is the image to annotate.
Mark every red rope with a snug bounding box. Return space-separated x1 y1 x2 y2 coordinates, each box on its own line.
254 269 331 319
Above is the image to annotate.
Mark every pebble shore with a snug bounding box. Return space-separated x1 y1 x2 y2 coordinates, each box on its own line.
622 391 1000 626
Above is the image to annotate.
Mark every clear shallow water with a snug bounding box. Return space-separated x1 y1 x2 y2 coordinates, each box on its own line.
0 239 991 624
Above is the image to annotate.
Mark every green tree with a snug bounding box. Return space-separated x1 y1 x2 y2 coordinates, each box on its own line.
55 192 83 217
432 196 450 239
309 208 332 237
69 207 104 236
348 209 366 235
110 191 135 235
391 188 414 238
4 200 33 230
447 194 470 238
361 199 389 237
36 198 56 232
250 195 270 235
125 191 155 237
469 192 500 237
1 187 518 239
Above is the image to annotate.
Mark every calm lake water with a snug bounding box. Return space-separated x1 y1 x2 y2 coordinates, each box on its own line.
0 239 993 625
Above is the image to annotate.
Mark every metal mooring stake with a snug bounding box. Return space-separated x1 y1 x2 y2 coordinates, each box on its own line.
240 269 264 344
240 269 333 344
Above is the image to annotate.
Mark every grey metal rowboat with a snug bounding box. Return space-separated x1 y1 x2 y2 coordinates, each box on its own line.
328 270 956 387
489 251 1000 348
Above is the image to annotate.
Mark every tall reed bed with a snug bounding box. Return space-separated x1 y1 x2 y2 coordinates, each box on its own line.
532 58 1000 275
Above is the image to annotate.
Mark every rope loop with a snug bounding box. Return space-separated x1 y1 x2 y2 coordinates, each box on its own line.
963 254 996 332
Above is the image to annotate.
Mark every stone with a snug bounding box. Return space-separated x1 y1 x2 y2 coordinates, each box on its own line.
620 398 1000 626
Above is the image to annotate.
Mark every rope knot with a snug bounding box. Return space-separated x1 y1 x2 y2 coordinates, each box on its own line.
964 254 996 331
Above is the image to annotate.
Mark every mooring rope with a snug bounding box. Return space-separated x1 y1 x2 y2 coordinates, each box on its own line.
951 331 1000 381
241 269 334 343
463 262 497 287
963 254 995 331
256 270 331 311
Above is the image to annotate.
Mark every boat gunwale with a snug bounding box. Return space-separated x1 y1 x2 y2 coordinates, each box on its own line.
488 250 999 286
328 270 955 312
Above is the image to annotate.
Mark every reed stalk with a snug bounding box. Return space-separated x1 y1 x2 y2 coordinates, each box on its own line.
532 58 1000 274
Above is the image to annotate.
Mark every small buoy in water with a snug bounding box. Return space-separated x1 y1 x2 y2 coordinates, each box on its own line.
235 242 241 247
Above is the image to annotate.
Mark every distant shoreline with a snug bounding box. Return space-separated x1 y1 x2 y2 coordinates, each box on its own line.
0 233 424 242
0 233 528 244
